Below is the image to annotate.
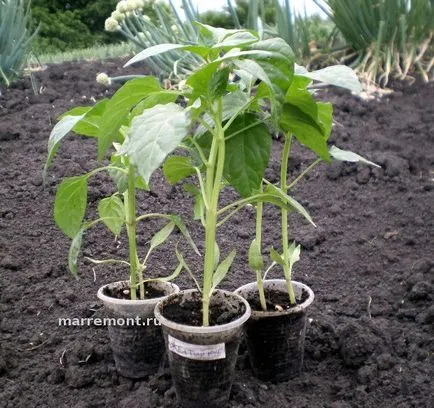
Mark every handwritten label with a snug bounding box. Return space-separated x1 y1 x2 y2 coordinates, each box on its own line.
168 335 226 361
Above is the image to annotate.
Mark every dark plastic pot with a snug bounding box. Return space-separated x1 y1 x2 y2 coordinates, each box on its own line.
235 279 314 382
97 280 179 379
154 289 251 408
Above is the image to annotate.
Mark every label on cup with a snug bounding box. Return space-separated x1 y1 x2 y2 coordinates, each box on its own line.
168 335 226 360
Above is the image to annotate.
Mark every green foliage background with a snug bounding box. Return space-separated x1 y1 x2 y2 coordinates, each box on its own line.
31 0 120 53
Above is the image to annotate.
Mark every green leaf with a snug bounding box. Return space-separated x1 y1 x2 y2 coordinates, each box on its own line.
233 59 273 89
284 242 301 281
44 113 87 179
280 103 331 161
225 114 272 197
163 156 196 184
151 258 184 283
194 22 238 43
212 30 259 48
121 103 189 183
283 75 334 143
251 37 295 60
218 192 302 216
175 245 201 292
72 99 109 137
233 38 294 102
183 184 205 223
270 247 284 266
58 106 92 120
54 175 88 239
55 99 108 139
248 239 264 271
194 91 250 138
109 155 149 194
187 62 218 102
124 43 209 66
131 91 179 115
210 67 230 98
211 249 236 291
149 221 176 253
265 183 316 227
216 49 275 63
222 91 252 119
98 196 125 236
166 215 200 256
246 38 295 104
214 241 220 271
98 77 163 160
329 146 380 167
287 242 301 265
285 76 318 121
109 155 129 193
317 102 334 141
295 64 362 94
68 229 84 277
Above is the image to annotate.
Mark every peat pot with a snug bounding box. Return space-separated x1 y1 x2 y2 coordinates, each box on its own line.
97 280 179 379
235 279 314 382
154 289 251 408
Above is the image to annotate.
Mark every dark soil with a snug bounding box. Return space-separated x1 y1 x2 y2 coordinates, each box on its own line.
160 292 246 326
248 287 310 312
103 282 166 301
0 59 433 408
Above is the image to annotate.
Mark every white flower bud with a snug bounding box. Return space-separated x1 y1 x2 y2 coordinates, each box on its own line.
134 0 145 9
105 17 121 32
116 0 128 13
170 24 178 33
126 0 136 11
111 10 125 22
142 14 151 22
96 73 112 86
136 32 148 44
178 80 187 90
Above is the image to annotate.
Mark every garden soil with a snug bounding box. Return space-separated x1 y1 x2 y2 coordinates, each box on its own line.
0 59 432 408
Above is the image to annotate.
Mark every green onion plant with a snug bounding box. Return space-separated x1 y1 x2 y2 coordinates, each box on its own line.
315 0 434 84
226 0 335 63
0 0 38 88
105 0 203 76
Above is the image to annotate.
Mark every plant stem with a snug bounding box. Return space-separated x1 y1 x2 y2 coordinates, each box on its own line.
255 186 267 311
124 165 141 300
287 158 322 190
281 134 296 305
202 99 225 326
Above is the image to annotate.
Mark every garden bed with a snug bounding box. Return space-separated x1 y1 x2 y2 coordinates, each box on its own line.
0 59 432 407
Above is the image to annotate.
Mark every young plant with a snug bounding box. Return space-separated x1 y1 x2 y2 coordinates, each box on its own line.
44 76 199 300
249 67 380 310
122 23 366 325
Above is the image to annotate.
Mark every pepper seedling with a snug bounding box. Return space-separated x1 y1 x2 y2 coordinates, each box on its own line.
123 24 367 324
44 77 200 300
249 66 380 310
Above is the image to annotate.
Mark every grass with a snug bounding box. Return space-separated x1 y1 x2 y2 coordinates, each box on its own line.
27 42 139 66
